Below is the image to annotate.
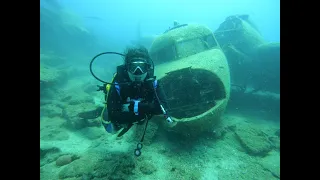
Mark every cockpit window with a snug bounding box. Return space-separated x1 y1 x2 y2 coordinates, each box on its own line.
176 34 219 59
151 34 219 63
203 34 218 49
176 38 205 59
150 44 177 65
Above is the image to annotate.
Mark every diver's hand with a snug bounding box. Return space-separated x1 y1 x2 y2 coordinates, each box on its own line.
121 97 134 112
96 84 108 94
167 116 177 128
121 103 131 112
166 116 174 123
96 85 104 91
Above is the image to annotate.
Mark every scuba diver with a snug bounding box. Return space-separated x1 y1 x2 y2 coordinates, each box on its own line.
79 45 174 156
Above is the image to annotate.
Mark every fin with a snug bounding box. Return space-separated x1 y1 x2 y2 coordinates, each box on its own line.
102 121 112 132
102 122 122 134
106 123 114 133
117 124 133 137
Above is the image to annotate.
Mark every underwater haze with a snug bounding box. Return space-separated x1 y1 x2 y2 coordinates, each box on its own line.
40 0 280 179
62 0 279 41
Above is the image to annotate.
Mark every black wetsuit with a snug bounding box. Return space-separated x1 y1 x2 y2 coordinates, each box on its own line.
102 67 169 136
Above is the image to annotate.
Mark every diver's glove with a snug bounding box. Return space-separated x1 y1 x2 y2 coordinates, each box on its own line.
165 115 174 123
123 101 150 115
121 97 132 112
158 104 174 123
121 97 157 115
96 84 108 94
122 103 131 112
122 97 141 115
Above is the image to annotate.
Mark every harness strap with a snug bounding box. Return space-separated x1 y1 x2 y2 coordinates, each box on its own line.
115 82 120 96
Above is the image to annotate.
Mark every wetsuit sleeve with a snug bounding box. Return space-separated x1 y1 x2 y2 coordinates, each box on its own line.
138 80 169 115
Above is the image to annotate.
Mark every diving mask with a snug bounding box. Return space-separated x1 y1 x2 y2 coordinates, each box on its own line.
127 58 149 75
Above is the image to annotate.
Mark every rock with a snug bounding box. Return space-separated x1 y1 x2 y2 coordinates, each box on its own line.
61 95 73 102
68 95 93 106
56 155 73 166
87 117 101 127
58 152 135 180
234 125 272 156
259 151 280 179
40 64 61 85
40 117 66 130
79 127 105 140
84 83 99 94
40 104 63 118
275 129 280 137
77 107 103 123
58 155 96 179
40 117 69 141
40 145 60 159
81 173 94 180
40 99 66 108
40 50 67 67
134 121 158 145
40 145 63 167
40 128 69 141
166 158 202 180
62 102 99 130
139 162 156 175
212 126 228 139
40 63 68 93
268 136 280 150
56 154 79 167
218 157 276 180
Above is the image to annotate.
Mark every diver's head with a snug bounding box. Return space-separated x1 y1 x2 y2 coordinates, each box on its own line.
124 46 153 82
